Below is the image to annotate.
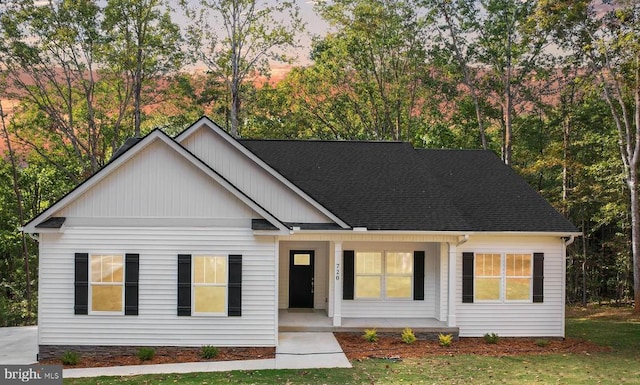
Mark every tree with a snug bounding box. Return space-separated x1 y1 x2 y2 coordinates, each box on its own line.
0 0 116 175
297 0 434 142
102 0 184 137
539 0 640 310
426 0 490 150
184 0 304 137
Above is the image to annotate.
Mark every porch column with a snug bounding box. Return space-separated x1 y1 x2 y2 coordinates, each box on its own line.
333 241 343 326
447 242 457 327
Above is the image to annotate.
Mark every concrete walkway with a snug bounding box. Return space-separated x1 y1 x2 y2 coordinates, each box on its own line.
64 332 351 379
0 326 38 365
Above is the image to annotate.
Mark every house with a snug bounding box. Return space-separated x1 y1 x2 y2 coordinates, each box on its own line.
23 117 580 359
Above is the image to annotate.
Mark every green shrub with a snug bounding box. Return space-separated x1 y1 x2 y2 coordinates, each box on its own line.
535 339 550 347
401 328 416 344
201 345 219 359
137 347 156 361
439 333 453 347
483 332 499 344
60 351 80 365
363 328 378 342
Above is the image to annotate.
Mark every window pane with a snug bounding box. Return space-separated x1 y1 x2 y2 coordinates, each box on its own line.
194 256 226 284
356 252 382 274
194 286 226 313
475 278 500 300
356 276 381 298
386 276 412 298
92 285 123 312
506 254 531 277
294 254 311 266
386 252 412 275
91 255 123 283
506 278 531 300
475 254 501 277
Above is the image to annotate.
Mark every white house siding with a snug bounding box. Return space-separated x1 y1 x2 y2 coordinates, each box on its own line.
38 227 277 347
340 242 440 318
179 126 333 223
456 235 565 337
278 241 329 310
58 140 254 221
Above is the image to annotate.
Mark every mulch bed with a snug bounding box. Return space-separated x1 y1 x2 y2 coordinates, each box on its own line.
41 346 275 369
333 333 611 361
42 334 610 368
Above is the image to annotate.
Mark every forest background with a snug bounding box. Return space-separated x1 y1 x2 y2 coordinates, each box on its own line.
1 0 639 326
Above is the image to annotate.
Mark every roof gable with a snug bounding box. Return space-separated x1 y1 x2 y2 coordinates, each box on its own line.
23 130 288 233
175 117 349 227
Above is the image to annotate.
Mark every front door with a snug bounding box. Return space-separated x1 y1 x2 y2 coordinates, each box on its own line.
289 250 314 308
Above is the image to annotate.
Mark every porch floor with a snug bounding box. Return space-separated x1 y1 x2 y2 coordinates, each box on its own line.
279 309 458 335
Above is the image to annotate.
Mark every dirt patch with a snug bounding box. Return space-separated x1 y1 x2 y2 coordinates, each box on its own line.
566 305 640 322
333 333 611 361
41 346 275 369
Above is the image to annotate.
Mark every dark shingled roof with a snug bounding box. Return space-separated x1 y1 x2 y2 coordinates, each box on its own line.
239 140 578 233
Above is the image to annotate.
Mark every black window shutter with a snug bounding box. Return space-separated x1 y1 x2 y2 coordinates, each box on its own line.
177 254 192 316
462 252 474 303
533 253 544 303
74 253 89 315
343 250 354 300
124 254 139 316
413 251 425 300
228 254 242 316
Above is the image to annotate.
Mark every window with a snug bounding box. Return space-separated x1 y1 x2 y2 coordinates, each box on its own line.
193 255 227 314
506 254 532 300
90 254 124 313
475 253 501 301
473 253 532 302
355 252 382 298
355 251 412 299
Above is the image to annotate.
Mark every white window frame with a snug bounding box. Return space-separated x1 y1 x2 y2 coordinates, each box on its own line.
355 251 413 300
191 255 228 316
474 252 533 303
88 253 125 315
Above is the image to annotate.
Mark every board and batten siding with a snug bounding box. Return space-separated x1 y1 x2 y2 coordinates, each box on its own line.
179 126 332 224
57 140 255 222
340 242 440 318
456 235 565 337
38 227 277 347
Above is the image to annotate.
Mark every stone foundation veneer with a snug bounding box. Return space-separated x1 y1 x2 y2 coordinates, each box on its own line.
39 345 189 361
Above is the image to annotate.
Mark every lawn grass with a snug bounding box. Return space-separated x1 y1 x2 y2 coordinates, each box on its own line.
64 306 640 385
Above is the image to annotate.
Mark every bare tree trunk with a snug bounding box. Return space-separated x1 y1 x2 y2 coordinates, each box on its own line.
0 101 31 323
134 46 143 138
582 219 587 307
503 54 513 165
437 1 488 150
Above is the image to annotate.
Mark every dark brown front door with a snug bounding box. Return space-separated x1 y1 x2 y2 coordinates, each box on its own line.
289 250 314 308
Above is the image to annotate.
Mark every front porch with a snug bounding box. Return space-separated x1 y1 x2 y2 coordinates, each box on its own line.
278 310 459 337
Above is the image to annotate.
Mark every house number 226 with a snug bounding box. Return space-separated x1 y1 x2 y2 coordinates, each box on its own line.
335 263 340 281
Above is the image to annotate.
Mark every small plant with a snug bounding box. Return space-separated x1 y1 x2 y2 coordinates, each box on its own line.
483 332 500 344
363 328 378 342
60 351 80 365
535 339 550 347
137 347 156 361
401 328 416 344
201 345 219 359
439 333 453 347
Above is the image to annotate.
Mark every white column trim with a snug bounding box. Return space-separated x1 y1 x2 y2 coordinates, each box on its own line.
333 241 343 326
447 242 457 327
